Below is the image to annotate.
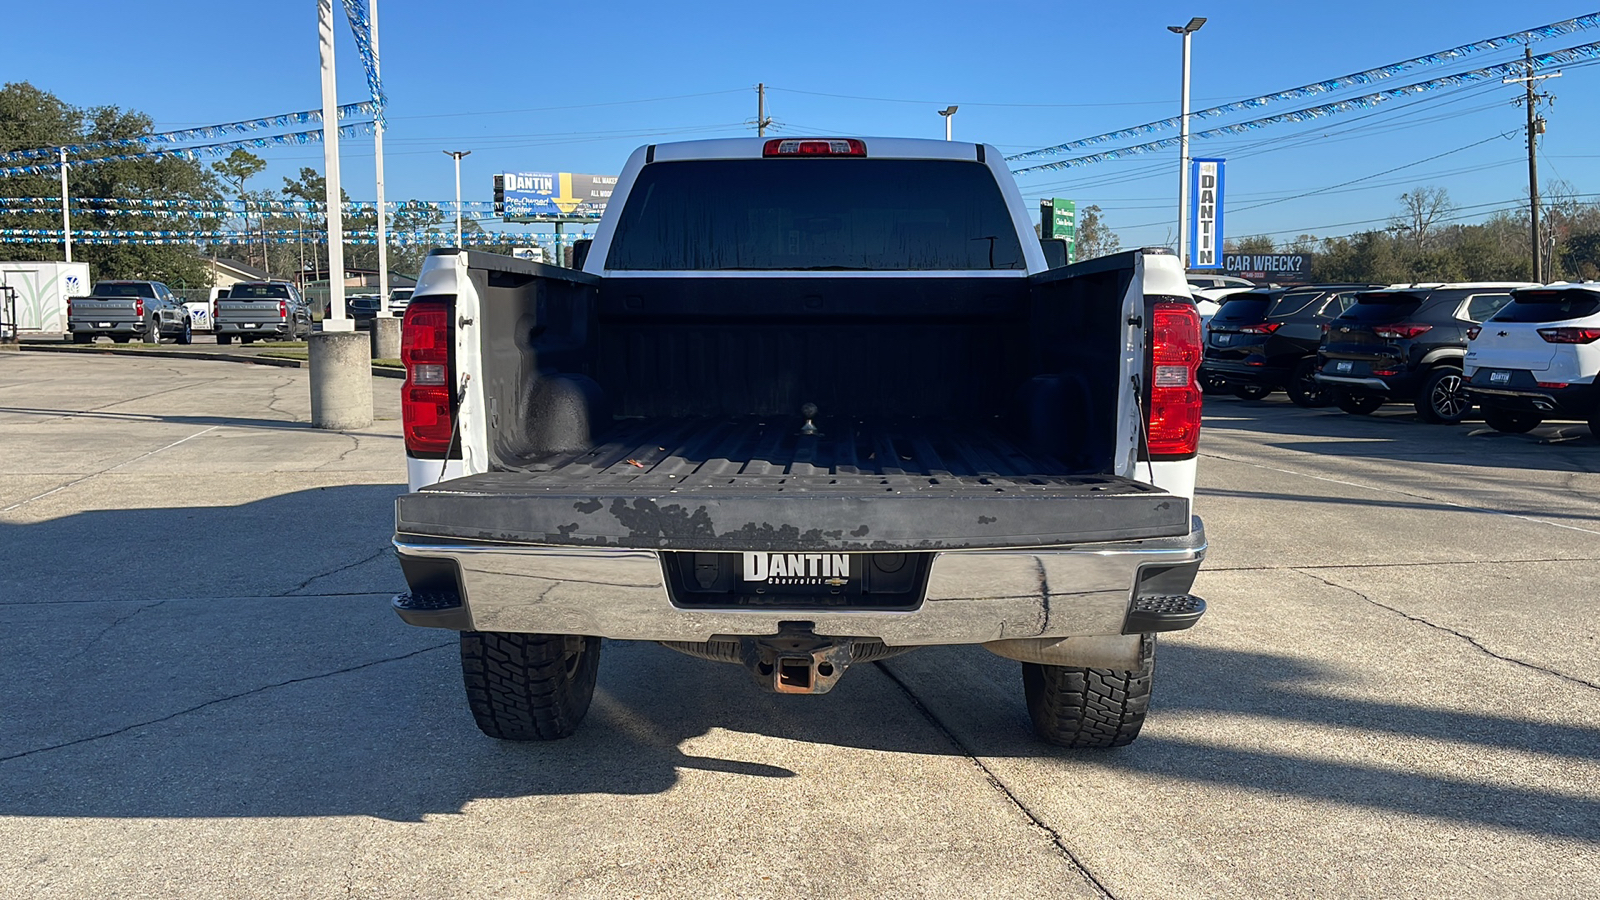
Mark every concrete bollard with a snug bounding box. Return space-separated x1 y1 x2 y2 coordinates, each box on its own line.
309 331 373 430
370 315 402 360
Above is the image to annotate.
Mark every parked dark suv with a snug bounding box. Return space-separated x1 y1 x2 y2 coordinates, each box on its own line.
1202 284 1380 406
1315 283 1534 423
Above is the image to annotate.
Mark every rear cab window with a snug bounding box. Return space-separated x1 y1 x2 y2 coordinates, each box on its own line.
229 284 292 299
605 158 1026 271
92 283 156 298
1492 289 1600 323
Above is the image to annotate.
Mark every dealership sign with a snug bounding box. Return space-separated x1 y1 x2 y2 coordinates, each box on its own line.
1223 253 1313 283
495 172 617 220
1188 158 1224 270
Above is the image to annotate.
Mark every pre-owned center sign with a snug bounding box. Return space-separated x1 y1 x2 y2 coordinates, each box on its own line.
1222 253 1313 283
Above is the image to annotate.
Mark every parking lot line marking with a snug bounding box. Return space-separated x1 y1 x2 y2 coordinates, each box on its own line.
1201 450 1600 538
1 425 220 514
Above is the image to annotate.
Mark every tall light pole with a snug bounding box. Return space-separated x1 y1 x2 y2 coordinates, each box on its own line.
443 150 470 248
1169 16 1206 270
938 105 958 141
58 147 71 263
319 0 349 331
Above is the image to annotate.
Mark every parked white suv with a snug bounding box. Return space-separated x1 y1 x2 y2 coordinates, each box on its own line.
1463 283 1600 433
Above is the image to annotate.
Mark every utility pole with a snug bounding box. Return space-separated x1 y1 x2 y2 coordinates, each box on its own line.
318 0 350 331
1169 17 1206 270
756 83 772 137
1507 46 1559 282
58 148 71 263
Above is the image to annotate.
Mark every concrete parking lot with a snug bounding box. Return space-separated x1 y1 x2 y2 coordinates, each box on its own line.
2 351 1597 898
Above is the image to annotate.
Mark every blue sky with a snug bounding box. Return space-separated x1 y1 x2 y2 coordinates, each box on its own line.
6 1 1598 250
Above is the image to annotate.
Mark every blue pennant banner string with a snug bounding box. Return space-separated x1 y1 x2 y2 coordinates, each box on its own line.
340 0 387 119
0 102 378 166
1007 12 1600 162
0 229 592 247
1010 41 1600 174
0 197 505 212
0 123 377 178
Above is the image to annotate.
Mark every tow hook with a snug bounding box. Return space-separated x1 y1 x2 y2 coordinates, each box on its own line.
740 624 854 694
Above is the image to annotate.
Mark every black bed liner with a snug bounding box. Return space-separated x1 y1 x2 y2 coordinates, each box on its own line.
397 417 1190 551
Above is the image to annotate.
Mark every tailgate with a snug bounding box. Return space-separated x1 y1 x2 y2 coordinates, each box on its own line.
217 301 285 325
70 300 139 325
397 471 1189 551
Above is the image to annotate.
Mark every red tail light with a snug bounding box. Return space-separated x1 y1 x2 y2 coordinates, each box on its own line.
1538 382 1570 389
278 300 289 320
1148 300 1203 458
1372 322 1431 340
1537 327 1600 344
135 299 144 318
1239 321 1281 335
1467 326 1482 341
212 300 220 321
763 138 867 157
401 299 454 456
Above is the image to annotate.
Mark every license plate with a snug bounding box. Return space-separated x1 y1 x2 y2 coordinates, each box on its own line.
742 552 855 592
1335 360 1353 373
1490 371 1510 384
1211 333 1231 346
243 323 258 328
96 322 112 328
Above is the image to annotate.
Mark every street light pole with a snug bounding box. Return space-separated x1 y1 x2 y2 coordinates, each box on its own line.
58 148 71 263
938 105 958 141
444 150 471 248
1169 17 1206 270
318 0 350 331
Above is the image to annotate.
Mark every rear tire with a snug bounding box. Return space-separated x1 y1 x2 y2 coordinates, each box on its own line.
1483 408 1542 434
1023 634 1154 749
72 333 92 344
1334 389 1385 415
176 317 193 345
461 632 601 741
111 336 130 344
1415 367 1470 424
240 335 255 345
1232 384 1272 400
216 333 233 345
1286 358 1330 408
145 318 162 344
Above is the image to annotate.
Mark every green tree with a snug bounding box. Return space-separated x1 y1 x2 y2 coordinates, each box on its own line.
0 81 221 285
1226 235 1276 254
1076 204 1121 260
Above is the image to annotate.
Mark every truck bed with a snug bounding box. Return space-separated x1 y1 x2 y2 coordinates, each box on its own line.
397 417 1189 551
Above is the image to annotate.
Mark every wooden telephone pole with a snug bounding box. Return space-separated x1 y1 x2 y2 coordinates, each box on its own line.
755 83 773 137
1505 47 1560 281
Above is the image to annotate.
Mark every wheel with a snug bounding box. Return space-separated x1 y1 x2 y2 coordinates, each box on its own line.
145 318 162 344
460 632 601 741
72 333 92 344
240 335 255 345
1023 634 1154 749
1415 367 1470 424
1286 358 1330 408
176 317 193 345
216 333 233 345
1586 410 1600 440
1333 388 1385 415
1483 408 1542 434
111 336 130 344
1232 384 1272 400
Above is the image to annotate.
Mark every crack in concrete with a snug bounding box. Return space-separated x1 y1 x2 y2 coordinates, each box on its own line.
1295 569 1600 693
265 377 302 423
315 433 363 471
279 546 394 596
61 601 166 664
1 425 220 515
0 642 453 765
873 660 1118 900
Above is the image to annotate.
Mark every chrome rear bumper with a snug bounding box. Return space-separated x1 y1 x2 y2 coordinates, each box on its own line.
393 518 1206 646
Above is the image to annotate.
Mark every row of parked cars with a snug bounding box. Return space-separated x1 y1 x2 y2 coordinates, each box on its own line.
65 281 415 344
1197 278 1600 434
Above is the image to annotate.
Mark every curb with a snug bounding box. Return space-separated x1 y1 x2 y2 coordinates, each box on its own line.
11 343 406 378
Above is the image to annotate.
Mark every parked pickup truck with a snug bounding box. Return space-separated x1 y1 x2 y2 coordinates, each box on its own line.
67 280 192 344
214 281 313 344
390 137 1208 749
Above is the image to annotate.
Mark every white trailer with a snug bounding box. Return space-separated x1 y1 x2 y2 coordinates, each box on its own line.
0 262 92 337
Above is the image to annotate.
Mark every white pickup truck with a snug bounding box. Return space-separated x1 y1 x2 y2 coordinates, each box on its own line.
389 137 1207 748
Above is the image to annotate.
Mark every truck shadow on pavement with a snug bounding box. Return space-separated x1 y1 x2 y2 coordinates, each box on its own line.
0 488 1595 840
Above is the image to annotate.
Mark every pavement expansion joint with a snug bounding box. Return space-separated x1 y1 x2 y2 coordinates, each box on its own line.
278 545 395 596
873 659 1120 900
1 425 220 514
0 642 453 765
1293 568 1600 693
1207 556 1600 573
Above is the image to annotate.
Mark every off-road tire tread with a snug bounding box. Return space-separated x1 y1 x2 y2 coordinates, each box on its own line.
460 631 600 741
1023 634 1155 749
